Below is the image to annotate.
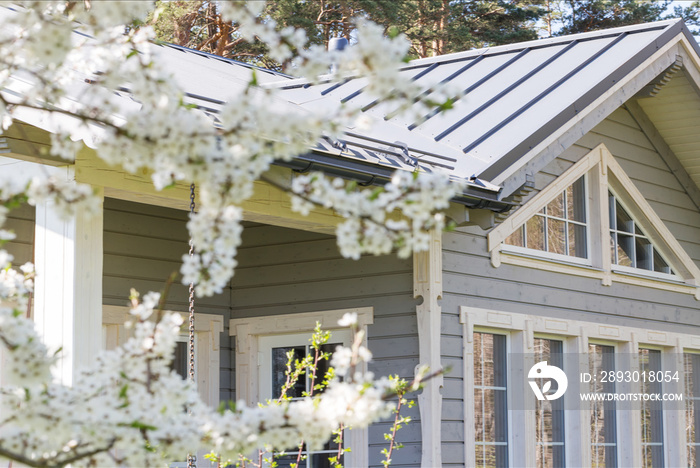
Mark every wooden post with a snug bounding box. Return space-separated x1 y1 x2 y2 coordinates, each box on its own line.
413 229 443 466
33 166 103 385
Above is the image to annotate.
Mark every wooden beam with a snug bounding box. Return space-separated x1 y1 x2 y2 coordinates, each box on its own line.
33 166 103 385
74 147 342 234
413 229 443 467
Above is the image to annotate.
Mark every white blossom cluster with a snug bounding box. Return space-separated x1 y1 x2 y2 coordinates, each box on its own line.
0 279 396 467
0 2 458 463
292 171 462 259
0 1 461 297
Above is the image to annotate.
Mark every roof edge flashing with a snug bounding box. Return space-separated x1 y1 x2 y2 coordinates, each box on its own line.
274 152 514 213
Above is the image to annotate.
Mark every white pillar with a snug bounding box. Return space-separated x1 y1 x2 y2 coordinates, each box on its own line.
413 229 443 467
33 166 103 385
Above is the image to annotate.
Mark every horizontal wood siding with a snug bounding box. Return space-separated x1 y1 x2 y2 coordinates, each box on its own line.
442 108 700 465
3 203 34 266
102 198 234 402
230 223 419 467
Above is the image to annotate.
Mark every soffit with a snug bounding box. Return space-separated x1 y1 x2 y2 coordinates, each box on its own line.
637 71 700 192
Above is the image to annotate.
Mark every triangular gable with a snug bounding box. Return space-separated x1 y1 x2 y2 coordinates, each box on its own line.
488 143 700 299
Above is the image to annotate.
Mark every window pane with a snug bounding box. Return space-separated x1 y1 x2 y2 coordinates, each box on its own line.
547 219 566 255
568 177 587 223
272 346 306 399
640 349 664 468
615 202 634 233
171 341 187 379
635 237 652 270
653 250 670 274
590 344 617 467
527 215 546 251
534 338 565 468
616 234 634 267
570 223 587 258
474 332 508 468
505 225 524 247
547 192 565 219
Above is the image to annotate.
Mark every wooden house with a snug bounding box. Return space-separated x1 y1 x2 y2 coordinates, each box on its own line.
3 17 700 468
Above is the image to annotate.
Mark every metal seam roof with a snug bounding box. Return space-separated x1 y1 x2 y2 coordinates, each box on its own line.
268 18 697 196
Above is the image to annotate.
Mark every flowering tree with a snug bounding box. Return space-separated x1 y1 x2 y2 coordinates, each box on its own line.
0 1 459 467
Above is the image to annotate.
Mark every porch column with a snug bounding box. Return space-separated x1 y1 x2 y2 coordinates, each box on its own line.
413 229 443 466
33 166 103 385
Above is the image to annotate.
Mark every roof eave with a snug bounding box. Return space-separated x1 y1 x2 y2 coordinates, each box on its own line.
275 150 514 213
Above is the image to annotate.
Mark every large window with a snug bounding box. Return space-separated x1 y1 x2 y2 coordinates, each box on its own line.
259 332 350 468
609 192 673 276
686 353 700 467
534 338 565 468
590 344 617 467
474 332 508 468
505 176 587 259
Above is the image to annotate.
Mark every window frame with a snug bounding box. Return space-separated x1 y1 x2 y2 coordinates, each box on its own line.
102 305 224 408
533 336 567 468
503 174 591 266
258 330 352 468
472 329 511 467
229 308 374 468
461 305 695 467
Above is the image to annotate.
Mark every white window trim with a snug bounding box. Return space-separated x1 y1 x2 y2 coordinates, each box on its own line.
488 143 700 300
229 307 373 468
102 305 224 408
460 305 698 468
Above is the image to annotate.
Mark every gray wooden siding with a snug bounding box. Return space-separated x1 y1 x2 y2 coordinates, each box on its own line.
441 107 700 465
102 198 234 401
3 203 34 266
230 223 420 467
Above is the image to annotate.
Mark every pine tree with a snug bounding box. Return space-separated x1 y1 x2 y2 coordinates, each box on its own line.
557 0 696 35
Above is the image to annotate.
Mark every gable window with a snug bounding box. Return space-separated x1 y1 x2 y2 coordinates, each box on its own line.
609 192 673 276
488 144 700 300
473 331 508 468
505 176 587 260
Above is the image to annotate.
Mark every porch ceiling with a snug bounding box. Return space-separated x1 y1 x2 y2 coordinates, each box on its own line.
637 71 700 192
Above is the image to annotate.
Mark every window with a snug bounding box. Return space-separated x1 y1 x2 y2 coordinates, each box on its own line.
686 353 700 467
534 338 565 468
639 349 664 467
590 344 617 468
259 332 350 468
229 308 374 468
489 143 700 299
505 176 587 260
102 306 223 407
609 192 673 276
473 331 508 468
171 340 188 379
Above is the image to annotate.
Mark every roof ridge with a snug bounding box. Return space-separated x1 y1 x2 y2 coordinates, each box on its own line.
407 18 682 67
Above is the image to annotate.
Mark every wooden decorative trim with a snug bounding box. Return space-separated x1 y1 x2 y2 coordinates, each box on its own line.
487 144 604 251
413 229 443 467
